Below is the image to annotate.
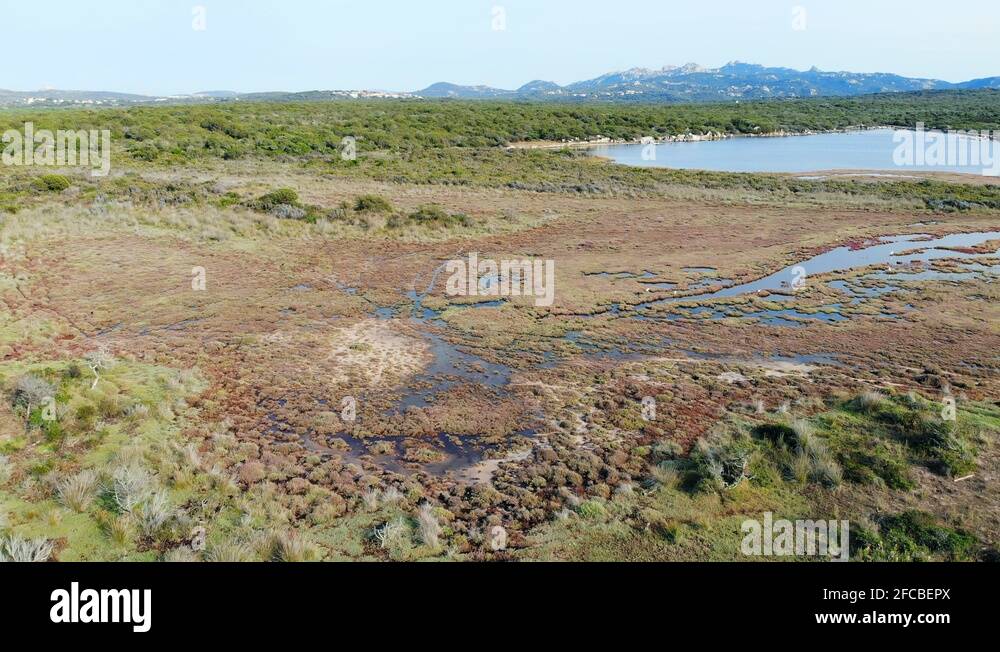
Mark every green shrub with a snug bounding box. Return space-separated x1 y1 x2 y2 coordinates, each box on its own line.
853 511 978 561
353 194 393 214
806 439 843 488
849 390 886 414
752 423 800 448
75 404 97 429
254 188 300 210
651 518 685 543
898 413 976 477
409 204 447 221
32 174 71 192
883 512 976 557
753 420 842 488
838 439 915 490
687 432 753 493
577 500 607 519
856 394 977 478
58 470 99 512
406 204 470 227
97 395 125 420
42 419 65 446
128 142 160 162
215 192 241 208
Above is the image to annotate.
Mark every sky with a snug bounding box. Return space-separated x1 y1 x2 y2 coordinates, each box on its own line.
3 0 998 95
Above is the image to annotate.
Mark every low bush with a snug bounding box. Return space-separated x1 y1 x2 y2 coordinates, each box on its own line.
206 541 255 562
127 142 160 161
852 511 978 561
353 194 393 214
11 374 54 411
107 465 153 513
687 432 753 493
253 188 300 210
844 392 977 477
753 419 842 488
402 204 471 228
31 174 71 192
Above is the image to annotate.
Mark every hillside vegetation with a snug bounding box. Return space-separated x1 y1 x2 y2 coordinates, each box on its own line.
2 90 999 162
3 90 1000 213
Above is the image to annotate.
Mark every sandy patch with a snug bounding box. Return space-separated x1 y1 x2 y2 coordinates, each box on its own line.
718 371 748 384
455 449 533 485
327 319 429 387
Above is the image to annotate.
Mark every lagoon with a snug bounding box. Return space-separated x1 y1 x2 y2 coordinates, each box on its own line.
589 129 994 175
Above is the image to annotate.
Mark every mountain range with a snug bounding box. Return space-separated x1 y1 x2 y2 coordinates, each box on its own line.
416 62 1000 102
2 63 998 107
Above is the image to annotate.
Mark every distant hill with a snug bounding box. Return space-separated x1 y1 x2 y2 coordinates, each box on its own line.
0 88 416 107
192 90 240 98
0 89 165 107
1 63 996 107
416 62 969 102
957 77 1000 90
417 83 511 99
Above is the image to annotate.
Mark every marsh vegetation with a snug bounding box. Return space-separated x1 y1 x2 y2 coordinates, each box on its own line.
1 92 998 561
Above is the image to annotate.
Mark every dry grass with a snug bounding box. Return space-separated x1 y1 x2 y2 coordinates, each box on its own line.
108 466 153 513
269 530 319 562
416 503 442 549
0 534 54 562
57 469 99 512
361 487 381 512
206 541 255 562
854 390 887 413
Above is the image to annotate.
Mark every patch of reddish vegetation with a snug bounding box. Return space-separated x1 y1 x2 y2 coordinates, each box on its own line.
941 246 978 254
843 237 884 251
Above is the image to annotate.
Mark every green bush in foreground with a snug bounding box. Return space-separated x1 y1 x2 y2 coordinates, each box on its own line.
31 174 71 192
245 188 319 221
353 194 393 214
403 204 471 228
843 392 977 478
253 188 299 210
851 511 978 561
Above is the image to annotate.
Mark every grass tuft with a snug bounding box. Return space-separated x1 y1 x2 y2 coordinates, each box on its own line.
57 470 99 512
0 534 55 562
416 503 442 549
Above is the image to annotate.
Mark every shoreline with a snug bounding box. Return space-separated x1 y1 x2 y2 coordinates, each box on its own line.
506 124 1000 151
506 125 895 150
509 129 1000 182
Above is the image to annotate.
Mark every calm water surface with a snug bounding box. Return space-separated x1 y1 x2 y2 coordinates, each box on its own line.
590 129 991 174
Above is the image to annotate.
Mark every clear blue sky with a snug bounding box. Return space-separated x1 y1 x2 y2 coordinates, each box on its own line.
4 0 997 94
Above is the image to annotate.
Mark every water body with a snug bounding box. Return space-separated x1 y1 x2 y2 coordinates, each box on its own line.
653 231 1000 306
315 232 996 473
590 129 994 175
827 280 902 305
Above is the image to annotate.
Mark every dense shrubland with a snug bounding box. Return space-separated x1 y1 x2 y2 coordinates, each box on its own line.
4 92 1000 213
519 379 998 561
3 90 1000 216
3 90 999 164
2 91 999 562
